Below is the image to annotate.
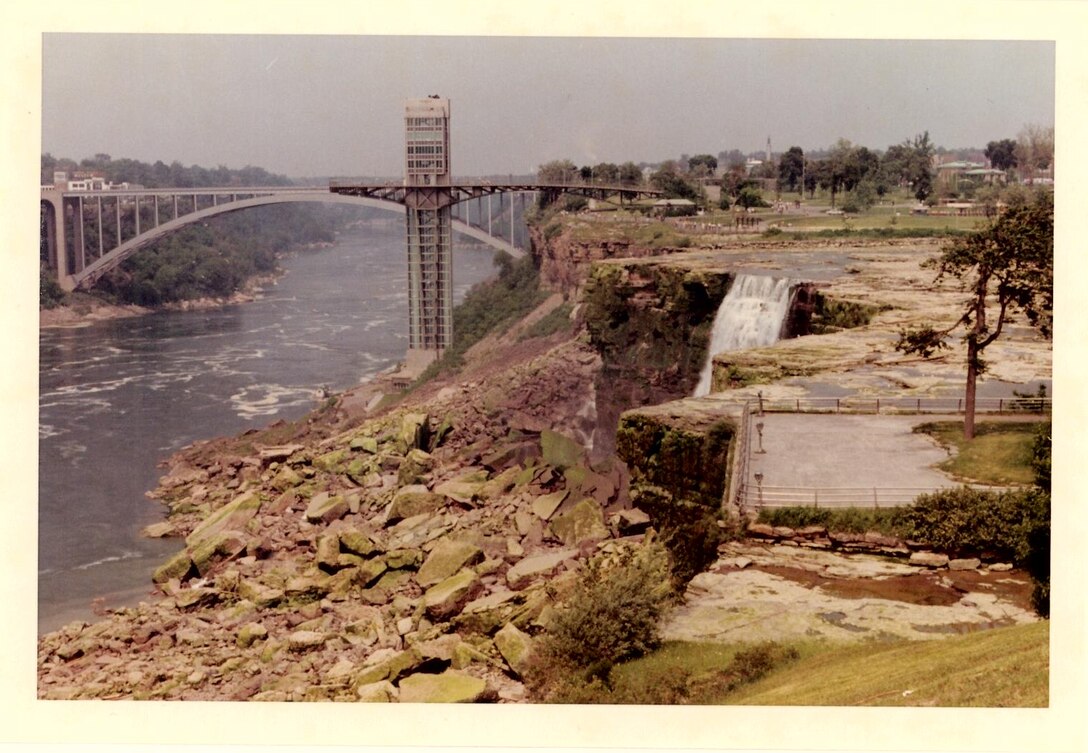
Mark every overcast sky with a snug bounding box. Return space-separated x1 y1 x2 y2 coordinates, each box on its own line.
42 35 1054 180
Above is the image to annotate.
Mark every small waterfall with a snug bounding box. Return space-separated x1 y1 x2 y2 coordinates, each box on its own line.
694 274 793 396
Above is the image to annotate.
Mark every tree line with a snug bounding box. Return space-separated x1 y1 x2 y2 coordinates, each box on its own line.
536 123 1054 211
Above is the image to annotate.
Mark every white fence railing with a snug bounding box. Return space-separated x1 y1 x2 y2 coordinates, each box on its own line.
726 393 1047 512
753 395 1051 415
736 483 1020 509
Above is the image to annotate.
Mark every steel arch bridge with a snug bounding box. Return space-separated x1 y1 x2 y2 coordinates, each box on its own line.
39 181 658 291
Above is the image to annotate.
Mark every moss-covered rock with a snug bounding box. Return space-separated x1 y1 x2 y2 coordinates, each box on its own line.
397 670 488 703
540 430 585 471
190 530 248 576
350 435 380 454
185 490 263 548
422 569 482 620
152 548 195 584
339 529 379 558
270 465 305 492
397 412 431 453
416 539 484 588
236 622 268 648
304 492 350 524
548 498 609 547
237 579 285 608
397 448 434 486
493 622 534 678
386 485 444 524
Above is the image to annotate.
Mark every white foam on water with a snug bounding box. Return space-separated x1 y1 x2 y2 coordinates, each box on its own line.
694 274 794 397
229 383 322 420
73 549 145 571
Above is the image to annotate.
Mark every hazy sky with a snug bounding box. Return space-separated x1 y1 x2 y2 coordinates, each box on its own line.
42 35 1054 180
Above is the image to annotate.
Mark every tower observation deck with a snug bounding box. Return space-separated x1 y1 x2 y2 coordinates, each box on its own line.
403 96 454 372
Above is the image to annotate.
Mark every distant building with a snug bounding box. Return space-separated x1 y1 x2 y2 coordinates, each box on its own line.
935 160 1006 192
653 198 697 217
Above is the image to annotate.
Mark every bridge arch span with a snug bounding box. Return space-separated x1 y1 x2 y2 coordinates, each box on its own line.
69 192 523 290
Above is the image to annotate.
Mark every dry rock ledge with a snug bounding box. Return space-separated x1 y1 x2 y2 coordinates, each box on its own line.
38 230 1048 701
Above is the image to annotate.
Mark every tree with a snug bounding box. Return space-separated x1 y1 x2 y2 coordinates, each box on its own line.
687 154 718 176
985 139 1018 172
895 191 1052 439
593 162 620 184
537 159 579 184
908 131 936 201
1015 124 1054 184
777 146 805 194
618 161 643 186
881 133 935 201
717 149 746 169
650 162 703 201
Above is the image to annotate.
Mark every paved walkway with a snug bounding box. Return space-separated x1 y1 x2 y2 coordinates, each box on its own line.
746 414 958 506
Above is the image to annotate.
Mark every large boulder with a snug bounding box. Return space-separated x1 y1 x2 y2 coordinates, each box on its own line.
386 485 444 524
505 548 577 589
397 670 489 703
422 569 482 620
190 530 248 576
540 430 585 471
493 623 534 678
549 498 609 547
305 492 351 525
398 413 430 453
416 539 484 588
531 490 568 521
397 448 435 486
353 647 423 688
152 548 195 584
185 490 263 548
909 551 950 568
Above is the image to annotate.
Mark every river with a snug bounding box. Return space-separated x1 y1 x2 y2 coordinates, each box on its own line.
37 221 500 634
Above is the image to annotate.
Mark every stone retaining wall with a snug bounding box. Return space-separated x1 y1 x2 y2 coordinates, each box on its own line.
744 523 1013 572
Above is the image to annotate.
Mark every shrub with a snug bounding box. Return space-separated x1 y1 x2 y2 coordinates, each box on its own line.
905 486 1048 563
40 265 66 308
1031 421 1051 492
527 540 674 701
757 506 910 536
521 301 573 340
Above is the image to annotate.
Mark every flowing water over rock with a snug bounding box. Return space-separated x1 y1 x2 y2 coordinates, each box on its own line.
694 273 794 396
37 224 498 634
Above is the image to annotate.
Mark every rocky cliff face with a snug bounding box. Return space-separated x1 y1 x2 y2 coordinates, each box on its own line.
580 259 731 456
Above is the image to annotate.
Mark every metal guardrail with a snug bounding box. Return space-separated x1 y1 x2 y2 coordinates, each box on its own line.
755 396 1051 415
725 393 1048 512
736 483 1020 509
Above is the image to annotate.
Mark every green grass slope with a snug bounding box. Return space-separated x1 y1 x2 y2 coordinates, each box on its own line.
728 621 1048 707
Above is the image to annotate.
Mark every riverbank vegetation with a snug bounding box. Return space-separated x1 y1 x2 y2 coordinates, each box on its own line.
413 252 549 383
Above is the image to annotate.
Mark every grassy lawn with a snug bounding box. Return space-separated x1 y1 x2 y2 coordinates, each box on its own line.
569 622 1048 706
729 621 1048 707
914 420 1043 485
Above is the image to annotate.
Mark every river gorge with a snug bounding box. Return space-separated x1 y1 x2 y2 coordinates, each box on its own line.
38 222 498 633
